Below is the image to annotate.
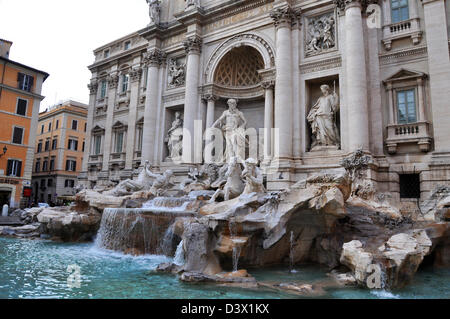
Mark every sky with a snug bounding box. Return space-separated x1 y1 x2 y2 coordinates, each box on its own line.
0 0 149 110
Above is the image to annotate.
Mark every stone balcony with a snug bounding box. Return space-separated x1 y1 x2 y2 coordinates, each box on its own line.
386 121 432 154
382 18 422 51
88 154 103 171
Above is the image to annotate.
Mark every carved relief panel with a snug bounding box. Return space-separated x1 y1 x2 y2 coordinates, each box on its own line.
304 11 337 58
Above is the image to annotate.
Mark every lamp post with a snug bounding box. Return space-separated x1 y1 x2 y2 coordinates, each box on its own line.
0 146 7 158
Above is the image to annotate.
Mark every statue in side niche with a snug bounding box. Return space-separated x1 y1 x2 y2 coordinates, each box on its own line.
307 84 340 149
165 111 183 162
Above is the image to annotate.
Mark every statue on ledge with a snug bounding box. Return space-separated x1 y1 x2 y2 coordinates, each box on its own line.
103 160 154 196
212 99 247 163
146 0 161 25
307 84 340 150
185 0 200 9
209 157 244 203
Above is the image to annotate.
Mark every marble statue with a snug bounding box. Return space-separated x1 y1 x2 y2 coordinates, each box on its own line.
212 99 247 163
168 58 186 88
165 112 183 162
146 0 161 25
209 157 244 203
103 160 154 196
307 84 340 149
147 168 175 196
185 0 200 9
242 158 265 194
305 13 336 55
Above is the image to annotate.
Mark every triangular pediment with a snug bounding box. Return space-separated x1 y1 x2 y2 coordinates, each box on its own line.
92 125 105 132
384 68 427 83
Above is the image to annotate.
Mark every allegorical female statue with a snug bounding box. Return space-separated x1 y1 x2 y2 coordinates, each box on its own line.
166 111 184 162
307 84 340 149
146 0 161 25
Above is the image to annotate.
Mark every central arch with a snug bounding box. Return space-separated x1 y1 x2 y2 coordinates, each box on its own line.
205 33 275 84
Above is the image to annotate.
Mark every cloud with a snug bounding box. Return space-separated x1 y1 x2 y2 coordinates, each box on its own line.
0 0 148 110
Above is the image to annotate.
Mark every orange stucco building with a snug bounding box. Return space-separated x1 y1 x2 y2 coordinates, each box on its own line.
31 100 88 205
0 39 48 208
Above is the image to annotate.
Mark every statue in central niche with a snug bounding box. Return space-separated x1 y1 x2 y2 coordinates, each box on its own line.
307 84 340 150
212 98 247 163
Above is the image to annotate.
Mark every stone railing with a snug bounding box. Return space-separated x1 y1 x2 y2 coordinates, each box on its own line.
110 152 126 161
89 154 103 163
382 18 422 51
386 121 431 154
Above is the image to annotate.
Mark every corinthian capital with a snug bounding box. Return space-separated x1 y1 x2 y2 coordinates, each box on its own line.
143 48 167 67
130 67 143 82
88 80 98 95
270 7 299 28
107 73 119 89
183 36 202 54
334 0 375 11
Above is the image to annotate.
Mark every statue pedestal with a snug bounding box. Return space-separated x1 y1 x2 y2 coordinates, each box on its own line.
310 145 340 152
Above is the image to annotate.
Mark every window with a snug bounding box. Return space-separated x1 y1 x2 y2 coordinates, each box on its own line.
35 160 40 173
17 73 34 92
399 174 420 199
397 89 417 124
41 124 44 134
84 123 87 132
137 127 143 151
66 159 76 172
37 142 42 153
124 41 131 50
68 139 78 151
82 140 85 152
100 80 107 98
391 0 409 23
42 160 48 172
50 158 55 171
72 120 78 130
16 98 28 116
7 159 22 177
103 50 110 58
52 139 57 150
65 179 75 188
47 179 53 187
48 122 52 132
94 135 102 155
56 120 59 129
40 179 46 189
121 74 129 93
44 140 50 151
12 127 24 144
115 131 124 153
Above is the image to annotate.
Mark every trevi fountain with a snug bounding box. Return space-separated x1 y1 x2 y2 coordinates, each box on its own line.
1 0 450 300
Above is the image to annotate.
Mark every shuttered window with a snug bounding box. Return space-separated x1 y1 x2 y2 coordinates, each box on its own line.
16 98 28 116
17 73 34 92
12 127 24 144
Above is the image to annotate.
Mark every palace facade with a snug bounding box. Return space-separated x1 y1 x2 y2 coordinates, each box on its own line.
80 0 450 209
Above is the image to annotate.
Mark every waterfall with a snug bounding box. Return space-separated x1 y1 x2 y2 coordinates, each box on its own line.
95 203 196 255
229 217 242 273
289 231 296 273
173 240 185 266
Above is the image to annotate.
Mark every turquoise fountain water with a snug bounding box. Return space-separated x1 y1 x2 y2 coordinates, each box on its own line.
1 237 449 299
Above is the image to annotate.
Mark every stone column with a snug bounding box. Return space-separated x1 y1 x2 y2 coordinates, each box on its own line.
261 80 274 161
339 0 370 151
386 83 395 125
205 94 218 129
102 72 119 173
81 79 98 175
422 0 450 152
141 49 165 165
182 36 202 164
270 7 295 161
125 66 142 171
417 77 426 122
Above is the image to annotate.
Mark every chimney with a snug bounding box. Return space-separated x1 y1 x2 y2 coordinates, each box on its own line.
0 39 13 59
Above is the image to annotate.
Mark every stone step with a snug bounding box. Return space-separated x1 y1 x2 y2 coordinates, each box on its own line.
0 216 24 226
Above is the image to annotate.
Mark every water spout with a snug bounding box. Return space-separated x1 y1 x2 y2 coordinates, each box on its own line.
229 217 242 273
289 231 297 274
173 240 185 266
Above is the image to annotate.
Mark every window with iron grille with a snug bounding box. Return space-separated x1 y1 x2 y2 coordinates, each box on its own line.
399 174 421 199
